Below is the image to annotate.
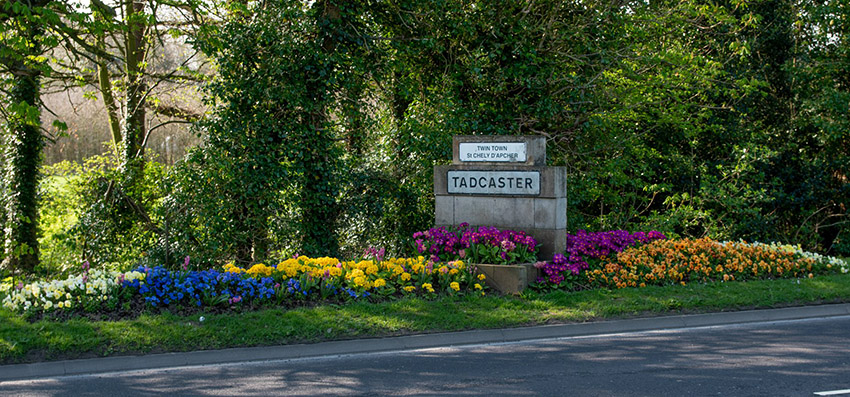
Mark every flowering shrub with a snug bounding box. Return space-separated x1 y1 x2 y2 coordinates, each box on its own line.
586 238 844 289
412 223 538 265
536 230 666 285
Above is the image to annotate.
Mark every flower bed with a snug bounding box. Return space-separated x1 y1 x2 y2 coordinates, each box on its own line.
585 238 848 289
531 230 848 291
1 256 487 316
3 229 848 317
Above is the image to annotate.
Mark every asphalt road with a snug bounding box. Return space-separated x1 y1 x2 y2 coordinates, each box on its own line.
3 315 849 396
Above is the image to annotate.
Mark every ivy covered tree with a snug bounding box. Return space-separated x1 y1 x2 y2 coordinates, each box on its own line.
0 0 53 273
164 0 377 263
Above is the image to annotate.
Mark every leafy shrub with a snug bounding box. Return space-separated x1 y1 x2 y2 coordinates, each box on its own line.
37 154 166 275
63 154 166 271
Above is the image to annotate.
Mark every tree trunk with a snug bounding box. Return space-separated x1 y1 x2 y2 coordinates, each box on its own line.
120 0 147 196
96 40 122 146
2 63 43 274
298 0 341 257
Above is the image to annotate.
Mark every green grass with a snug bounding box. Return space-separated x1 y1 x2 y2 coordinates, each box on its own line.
3 273 850 365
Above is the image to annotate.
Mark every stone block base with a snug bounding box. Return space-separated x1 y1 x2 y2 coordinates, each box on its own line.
473 263 541 294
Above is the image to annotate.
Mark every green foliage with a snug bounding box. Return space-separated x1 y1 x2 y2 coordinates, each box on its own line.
0 0 53 275
161 0 403 263
4 0 847 277
38 165 83 277
166 0 847 261
36 153 166 273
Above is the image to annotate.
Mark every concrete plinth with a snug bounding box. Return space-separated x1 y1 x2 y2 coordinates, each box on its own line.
474 263 541 294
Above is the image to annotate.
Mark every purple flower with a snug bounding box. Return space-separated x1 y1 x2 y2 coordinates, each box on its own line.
411 224 538 264
540 230 666 285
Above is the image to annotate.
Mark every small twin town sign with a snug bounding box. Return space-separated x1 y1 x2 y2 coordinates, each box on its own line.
458 142 527 162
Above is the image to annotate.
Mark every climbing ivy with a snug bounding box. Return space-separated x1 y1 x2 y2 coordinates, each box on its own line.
0 0 55 274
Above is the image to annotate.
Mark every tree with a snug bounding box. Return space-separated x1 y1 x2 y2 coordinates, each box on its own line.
0 0 53 273
48 0 208 194
783 0 850 253
41 0 213 267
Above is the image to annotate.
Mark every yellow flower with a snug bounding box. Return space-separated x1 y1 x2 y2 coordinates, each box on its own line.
401 272 411 281
474 283 482 290
450 282 460 291
366 264 379 275
403 286 416 292
246 263 274 277
374 278 386 288
422 283 435 293
348 269 365 280
223 262 242 273
477 274 486 281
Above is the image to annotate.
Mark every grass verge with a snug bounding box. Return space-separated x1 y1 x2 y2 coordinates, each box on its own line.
2 273 850 365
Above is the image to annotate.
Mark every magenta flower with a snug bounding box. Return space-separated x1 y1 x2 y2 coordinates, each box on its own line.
539 230 666 285
412 224 538 265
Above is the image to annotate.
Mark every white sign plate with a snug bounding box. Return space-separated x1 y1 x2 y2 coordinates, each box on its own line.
459 142 527 162
447 170 540 195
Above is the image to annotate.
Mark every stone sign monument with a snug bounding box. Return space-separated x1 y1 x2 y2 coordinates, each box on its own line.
434 135 567 260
